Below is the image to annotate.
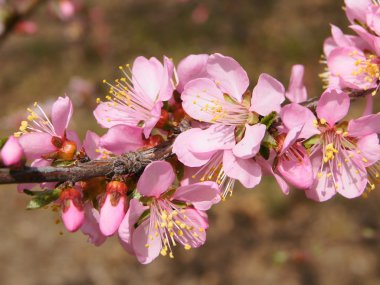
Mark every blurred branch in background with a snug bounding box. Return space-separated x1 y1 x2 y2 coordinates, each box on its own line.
0 0 47 47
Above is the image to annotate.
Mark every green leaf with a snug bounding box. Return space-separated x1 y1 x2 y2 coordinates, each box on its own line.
260 112 277 129
26 189 62 210
303 135 320 149
0 137 8 149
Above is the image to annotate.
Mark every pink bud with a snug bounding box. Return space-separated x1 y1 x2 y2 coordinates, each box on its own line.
59 0 75 20
99 194 126 236
61 200 85 232
1 136 24 166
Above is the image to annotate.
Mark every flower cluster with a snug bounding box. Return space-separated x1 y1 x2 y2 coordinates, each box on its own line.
0 0 379 265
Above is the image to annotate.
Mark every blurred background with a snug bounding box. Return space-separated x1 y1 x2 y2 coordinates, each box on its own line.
0 0 379 284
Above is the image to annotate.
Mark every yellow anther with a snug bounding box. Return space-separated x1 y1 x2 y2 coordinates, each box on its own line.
320 118 327 124
145 243 150 248
96 98 101 104
184 244 191 250
362 158 368 163
317 172 323 178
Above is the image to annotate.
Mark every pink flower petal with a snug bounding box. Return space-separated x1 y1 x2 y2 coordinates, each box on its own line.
286 64 307 103
347 113 380 137
316 89 350 127
100 125 143 155
172 181 221 211
177 54 209 93
118 199 148 255
132 219 162 264
1 136 24 166
222 150 262 189
181 78 224 123
350 25 380 55
83 131 101 160
18 132 56 160
81 203 107 246
66 130 82 150
206 53 249 102
173 129 217 167
363 94 373 116
137 161 175 197
280 125 303 155
250 73 285 116
232 123 266 159
356 134 380 166
345 0 372 24
99 194 126 236
93 102 139 129
174 208 207 248
188 125 235 153
142 102 162 138
132 56 163 103
367 5 380 35
280 103 319 139
51 96 73 137
61 200 84 232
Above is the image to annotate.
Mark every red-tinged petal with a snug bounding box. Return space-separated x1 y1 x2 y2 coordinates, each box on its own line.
177 54 209 93
100 125 144 154
172 181 221 211
286 64 307 103
18 132 56 160
132 219 162 264
118 199 148 255
347 113 380 137
206 53 249 102
222 150 262 189
181 78 224 123
250 73 285 116
81 203 107 246
51 96 73 137
61 200 84 232
137 161 175 197
1 136 24 166
280 103 319 139
232 123 266 159
99 195 126 236
316 89 350 127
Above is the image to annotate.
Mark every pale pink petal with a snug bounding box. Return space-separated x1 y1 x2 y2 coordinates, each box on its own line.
277 144 313 189
280 103 319 139
172 181 221 211
173 129 217 167
81 203 107 246
350 25 380 55
323 37 337 57
61 200 84 232
367 5 380 35
222 150 262 189
93 102 139 129
279 125 303 155
357 134 380 166
181 78 224 123
18 132 56 160
345 0 372 24
143 102 162 138
83 131 101 160
363 94 373 116
316 89 350 126
174 208 207 248
206 53 249 102
137 161 175 197
158 56 174 101
132 56 163 103
1 136 24 166
100 125 143 155
188 125 235 153
232 123 266 159
286 64 307 103
347 113 380 137
177 54 209 92
51 96 73 137
99 195 126 236
118 199 148 255
250 73 285 116
132 219 161 264
331 24 354 47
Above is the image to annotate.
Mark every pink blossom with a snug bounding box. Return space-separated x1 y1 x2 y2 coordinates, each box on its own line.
118 161 220 264
81 203 107 246
1 136 24 166
344 0 372 25
60 187 84 232
83 125 144 160
94 56 174 138
286 64 307 103
282 89 380 201
174 53 285 196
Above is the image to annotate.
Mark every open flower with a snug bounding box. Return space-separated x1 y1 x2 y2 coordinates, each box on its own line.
174 53 285 196
94 56 174 138
118 161 220 264
282 88 380 201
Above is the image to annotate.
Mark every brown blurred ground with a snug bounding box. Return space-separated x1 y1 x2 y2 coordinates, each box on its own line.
0 0 379 284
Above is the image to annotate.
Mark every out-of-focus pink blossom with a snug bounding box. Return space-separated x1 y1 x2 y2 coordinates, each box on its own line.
118 161 220 264
191 4 209 24
1 136 24 166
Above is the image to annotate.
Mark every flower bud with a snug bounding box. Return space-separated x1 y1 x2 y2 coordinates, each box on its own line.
57 140 77 161
99 181 128 236
1 136 24 166
60 188 84 232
